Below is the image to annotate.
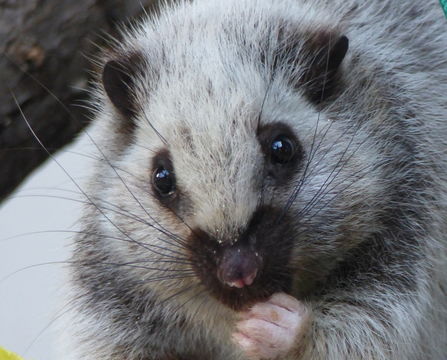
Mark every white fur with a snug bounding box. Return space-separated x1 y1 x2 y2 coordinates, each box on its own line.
62 1 447 359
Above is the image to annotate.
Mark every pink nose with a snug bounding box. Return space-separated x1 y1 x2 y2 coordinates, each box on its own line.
225 269 258 288
217 246 260 288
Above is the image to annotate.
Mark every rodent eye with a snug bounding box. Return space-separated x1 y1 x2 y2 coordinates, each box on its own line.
270 136 295 164
153 167 176 196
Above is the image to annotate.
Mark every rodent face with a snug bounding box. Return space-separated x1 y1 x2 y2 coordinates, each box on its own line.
93 4 386 312
97 81 384 312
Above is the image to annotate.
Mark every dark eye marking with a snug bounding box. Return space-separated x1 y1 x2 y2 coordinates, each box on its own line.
257 122 304 181
151 150 176 199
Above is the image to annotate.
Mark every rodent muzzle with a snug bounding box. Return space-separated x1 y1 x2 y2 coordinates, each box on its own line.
217 246 261 288
187 206 295 310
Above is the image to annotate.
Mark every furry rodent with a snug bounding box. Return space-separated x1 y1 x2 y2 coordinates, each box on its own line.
64 0 447 359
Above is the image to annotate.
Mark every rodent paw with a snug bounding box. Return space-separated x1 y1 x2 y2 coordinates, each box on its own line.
232 293 309 360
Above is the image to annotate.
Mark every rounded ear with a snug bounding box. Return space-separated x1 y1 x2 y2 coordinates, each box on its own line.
269 26 349 103
318 35 349 72
304 34 349 103
324 35 349 73
102 52 144 118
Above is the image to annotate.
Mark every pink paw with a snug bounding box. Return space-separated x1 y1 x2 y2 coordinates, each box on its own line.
233 293 309 360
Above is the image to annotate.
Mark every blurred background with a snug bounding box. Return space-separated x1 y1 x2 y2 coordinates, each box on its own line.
0 133 90 360
0 1 159 359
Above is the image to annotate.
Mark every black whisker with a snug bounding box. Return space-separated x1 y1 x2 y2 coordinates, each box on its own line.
11 93 190 263
296 122 363 219
1 257 194 284
7 193 189 257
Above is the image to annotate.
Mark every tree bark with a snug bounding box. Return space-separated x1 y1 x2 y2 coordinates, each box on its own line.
0 0 158 202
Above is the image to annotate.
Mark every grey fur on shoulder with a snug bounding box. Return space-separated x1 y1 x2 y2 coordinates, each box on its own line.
62 1 447 359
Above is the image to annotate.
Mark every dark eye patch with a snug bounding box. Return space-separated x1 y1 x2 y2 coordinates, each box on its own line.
257 122 304 182
151 150 177 201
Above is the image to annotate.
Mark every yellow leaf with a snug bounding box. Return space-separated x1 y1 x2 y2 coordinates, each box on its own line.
0 347 25 360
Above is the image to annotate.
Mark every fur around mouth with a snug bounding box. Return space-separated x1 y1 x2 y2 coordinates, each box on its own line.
186 209 296 310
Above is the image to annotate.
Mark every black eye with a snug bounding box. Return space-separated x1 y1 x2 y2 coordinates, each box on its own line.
153 167 176 196
270 136 295 164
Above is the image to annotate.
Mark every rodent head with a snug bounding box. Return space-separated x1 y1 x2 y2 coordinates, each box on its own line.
90 1 386 312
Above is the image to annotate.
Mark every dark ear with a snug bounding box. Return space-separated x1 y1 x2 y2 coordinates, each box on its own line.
102 52 144 118
304 34 349 103
316 35 349 75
